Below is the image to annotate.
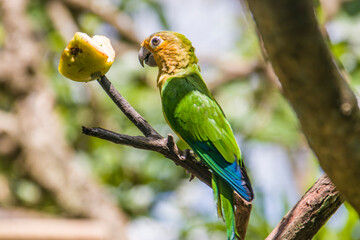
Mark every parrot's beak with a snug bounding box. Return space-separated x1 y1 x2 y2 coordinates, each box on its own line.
138 46 157 67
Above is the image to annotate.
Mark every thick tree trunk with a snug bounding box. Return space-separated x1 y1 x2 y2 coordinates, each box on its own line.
246 0 360 214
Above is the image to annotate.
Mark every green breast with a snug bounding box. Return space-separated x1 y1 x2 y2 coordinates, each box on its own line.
160 70 210 134
161 75 196 131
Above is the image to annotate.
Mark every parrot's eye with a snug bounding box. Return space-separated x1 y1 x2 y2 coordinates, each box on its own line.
150 36 163 48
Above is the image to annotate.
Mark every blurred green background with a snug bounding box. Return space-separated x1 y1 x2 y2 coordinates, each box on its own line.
0 0 359 239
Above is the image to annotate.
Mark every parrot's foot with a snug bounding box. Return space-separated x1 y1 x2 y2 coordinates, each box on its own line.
188 174 195 182
182 148 195 160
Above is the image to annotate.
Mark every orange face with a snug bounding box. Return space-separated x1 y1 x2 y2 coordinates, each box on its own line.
139 32 181 68
138 31 197 74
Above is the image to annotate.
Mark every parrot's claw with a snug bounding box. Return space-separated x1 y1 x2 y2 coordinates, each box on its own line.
182 148 194 160
188 174 195 182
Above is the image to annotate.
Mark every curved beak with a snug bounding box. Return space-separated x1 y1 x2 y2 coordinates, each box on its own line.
138 46 157 67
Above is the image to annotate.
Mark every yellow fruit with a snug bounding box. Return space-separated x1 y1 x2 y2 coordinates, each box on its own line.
58 32 115 82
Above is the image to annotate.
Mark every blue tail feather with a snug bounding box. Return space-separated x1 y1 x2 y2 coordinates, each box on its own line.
190 140 254 202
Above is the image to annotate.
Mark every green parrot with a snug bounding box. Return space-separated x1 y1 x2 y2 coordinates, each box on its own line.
138 31 254 239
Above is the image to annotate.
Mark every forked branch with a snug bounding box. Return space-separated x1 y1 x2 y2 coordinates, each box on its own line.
83 75 343 240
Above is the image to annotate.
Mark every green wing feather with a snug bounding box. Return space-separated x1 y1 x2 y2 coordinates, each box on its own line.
161 65 241 164
173 89 240 163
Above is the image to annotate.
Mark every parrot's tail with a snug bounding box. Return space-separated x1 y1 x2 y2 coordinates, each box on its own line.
212 173 239 240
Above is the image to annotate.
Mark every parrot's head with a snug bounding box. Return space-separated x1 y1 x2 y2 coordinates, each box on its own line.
138 31 198 76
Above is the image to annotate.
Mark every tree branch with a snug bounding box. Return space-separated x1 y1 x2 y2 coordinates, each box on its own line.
97 76 161 138
246 0 360 213
266 174 344 240
83 75 252 239
82 126 212 187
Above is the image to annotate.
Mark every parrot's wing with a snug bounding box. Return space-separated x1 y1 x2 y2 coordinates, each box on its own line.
173 90 240 163
162 74 253 201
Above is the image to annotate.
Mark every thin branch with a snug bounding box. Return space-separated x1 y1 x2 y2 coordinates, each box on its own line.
83 76 252 239
82 126 212 187
97 76 161 138
266 174 344 240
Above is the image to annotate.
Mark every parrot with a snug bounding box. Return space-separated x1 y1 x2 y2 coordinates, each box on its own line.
138 31 254 240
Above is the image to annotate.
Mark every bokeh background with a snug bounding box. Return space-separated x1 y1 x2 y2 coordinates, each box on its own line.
0 0 359 239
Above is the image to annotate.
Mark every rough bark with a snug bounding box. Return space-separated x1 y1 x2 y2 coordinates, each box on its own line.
266 174 344 240
82 126 213 187
246 0 360 213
